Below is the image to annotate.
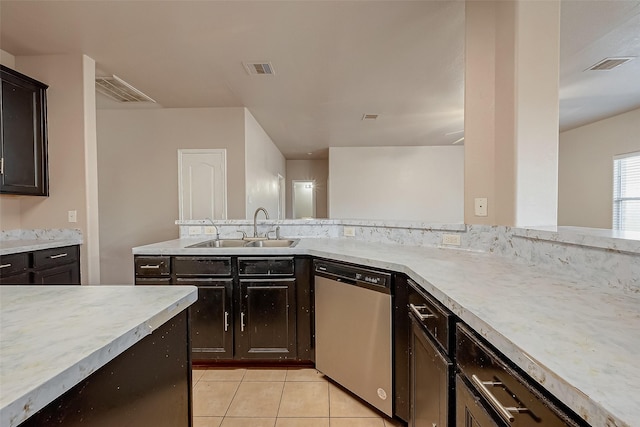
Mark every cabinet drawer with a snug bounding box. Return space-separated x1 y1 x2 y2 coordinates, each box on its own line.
407 278 454 354
174 257 232 277
238 257 294 276
0 252 28 276
456 324 583 427
33 246 79 269
135 256 171 276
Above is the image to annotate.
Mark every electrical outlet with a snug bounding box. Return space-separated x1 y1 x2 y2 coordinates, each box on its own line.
442 233 461 246
204 226 217 235
68 210 77 223
189 226 203 235
474 197 488 216
343 226 356 237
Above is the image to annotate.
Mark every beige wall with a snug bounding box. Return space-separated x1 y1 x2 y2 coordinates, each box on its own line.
558 108 640 228
97 107 246 284
329 146 464 222
244 109 286 219
3 54 98 283
285 159 328 219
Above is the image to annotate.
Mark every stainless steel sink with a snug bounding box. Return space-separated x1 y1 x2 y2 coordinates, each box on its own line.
186 239 248 248
186 239 299 248
244 239 299 248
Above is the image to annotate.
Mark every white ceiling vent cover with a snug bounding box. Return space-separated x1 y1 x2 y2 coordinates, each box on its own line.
243 62 275 75
95 75 156 103
586 57 635 71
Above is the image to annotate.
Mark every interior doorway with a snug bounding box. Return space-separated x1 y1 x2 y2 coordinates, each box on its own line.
292 180 316 219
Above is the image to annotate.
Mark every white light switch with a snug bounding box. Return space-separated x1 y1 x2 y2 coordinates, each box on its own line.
68 210 77 223
474 198 488 217
343 226 356 237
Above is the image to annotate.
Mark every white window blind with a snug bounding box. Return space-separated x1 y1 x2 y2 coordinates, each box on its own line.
613 151 640 232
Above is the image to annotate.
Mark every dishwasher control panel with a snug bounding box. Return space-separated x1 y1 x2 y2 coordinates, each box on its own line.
314 259 391 290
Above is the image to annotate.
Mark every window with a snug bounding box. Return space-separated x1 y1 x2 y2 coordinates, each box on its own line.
613 152 640 232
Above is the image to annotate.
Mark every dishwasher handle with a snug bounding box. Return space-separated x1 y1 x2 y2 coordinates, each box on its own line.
335 276 357 285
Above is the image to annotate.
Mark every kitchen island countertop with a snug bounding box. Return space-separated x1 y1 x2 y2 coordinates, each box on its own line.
0 285 197 427
134 237 640 427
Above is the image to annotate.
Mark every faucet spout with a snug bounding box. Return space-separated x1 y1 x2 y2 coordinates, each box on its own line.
205 218 220 240
253 207 270 238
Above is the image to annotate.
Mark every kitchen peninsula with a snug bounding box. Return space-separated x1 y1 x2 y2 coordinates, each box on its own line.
0 285 197 427
134 223 640 427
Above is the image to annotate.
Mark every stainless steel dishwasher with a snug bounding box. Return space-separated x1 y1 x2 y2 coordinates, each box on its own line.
314 259 393 417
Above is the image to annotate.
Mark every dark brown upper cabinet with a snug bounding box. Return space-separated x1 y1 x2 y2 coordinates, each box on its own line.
0 65 49 196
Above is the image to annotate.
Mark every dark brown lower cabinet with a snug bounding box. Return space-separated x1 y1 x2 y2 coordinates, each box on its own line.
134 254 312 363
410 316 453 427
177 278 234 360
236 279 297 360
32 262 80 284
0 245 80 284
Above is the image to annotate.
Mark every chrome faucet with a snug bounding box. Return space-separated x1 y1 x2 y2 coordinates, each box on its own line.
253 207 269 237
205 218 220 240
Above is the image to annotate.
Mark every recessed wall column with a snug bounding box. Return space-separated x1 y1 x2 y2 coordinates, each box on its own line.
464 0 560 226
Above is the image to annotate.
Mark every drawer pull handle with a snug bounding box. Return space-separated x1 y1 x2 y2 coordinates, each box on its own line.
241 312 246 332
140 264 161 269
471 374 529 423
409 303 436 321
0 263 12 269
50 253 68 259
224 311 229 332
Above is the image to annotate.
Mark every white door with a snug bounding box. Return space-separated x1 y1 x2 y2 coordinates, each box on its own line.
178 149 227 220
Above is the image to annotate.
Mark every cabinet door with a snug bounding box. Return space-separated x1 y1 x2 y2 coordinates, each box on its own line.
236 279 297 359
410 317 453 427
32 263 80 285
456 375 501 427
179 279 234 361
0 66 48 196
0 272 30 284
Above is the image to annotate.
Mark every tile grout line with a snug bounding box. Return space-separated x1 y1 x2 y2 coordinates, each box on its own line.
272 367 289 427
221 368 247 421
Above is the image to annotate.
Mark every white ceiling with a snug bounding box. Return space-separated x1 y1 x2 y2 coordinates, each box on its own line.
1 1 639 159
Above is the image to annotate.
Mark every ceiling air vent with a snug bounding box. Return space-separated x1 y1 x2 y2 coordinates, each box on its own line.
586 57 635 71
362 114 379 121
95 75 156 103
243 62 275 75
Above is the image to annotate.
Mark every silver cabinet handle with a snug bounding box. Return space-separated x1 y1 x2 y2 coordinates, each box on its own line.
50 253 68 259
471 374 529 423
224 311 229 332
0 263 12 269
140 264 161 269
409 303 436 321
241 312 246 332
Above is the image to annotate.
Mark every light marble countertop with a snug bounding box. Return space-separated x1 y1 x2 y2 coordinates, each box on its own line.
0 285 197 427
133 237 639 427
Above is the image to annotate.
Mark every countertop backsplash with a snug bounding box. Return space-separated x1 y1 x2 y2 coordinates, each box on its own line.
0 228 83 242
176 220 640 291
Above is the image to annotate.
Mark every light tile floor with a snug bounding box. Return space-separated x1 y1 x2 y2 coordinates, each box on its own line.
192 367 405 427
